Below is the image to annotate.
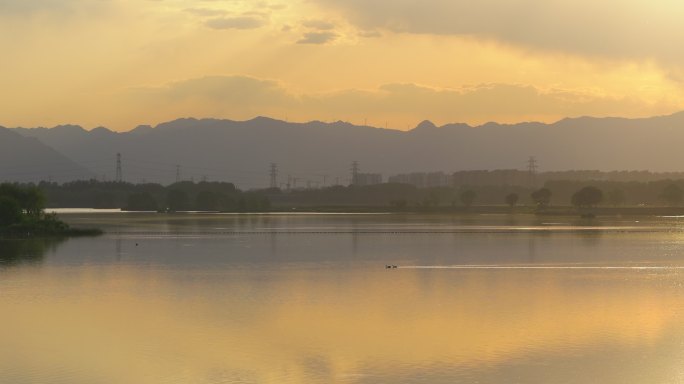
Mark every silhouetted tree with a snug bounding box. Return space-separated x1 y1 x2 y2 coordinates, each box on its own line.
571 186 603 209
0 196 22 227
125 192 158 211
195 190 219 211
531 188 552 210
660 184 683 206
92 191 116 209
166 189 189 212
505 193 519 207
389 199 408 209
0 184 45 218
460 190 476 207
607 188 626 207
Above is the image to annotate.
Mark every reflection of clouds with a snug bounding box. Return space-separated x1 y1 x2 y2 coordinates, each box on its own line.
0 265 680 383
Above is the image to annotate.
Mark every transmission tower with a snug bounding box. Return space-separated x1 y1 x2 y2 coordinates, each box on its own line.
527 156 538 187
269 163 278 188
115 153 123 183
351 161 360 186
175 165 181 183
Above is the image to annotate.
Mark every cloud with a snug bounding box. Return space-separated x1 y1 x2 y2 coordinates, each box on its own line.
128 75 673 127
267 3 287 10
313 0 684 64
205 16 266 30
358 30 381 38
0 0 112 18
184 8 227 17
297 31 337 44
301 19 335 30
132 75 294 106
0 0 72 14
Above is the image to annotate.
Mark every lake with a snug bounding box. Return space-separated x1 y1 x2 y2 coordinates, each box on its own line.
3 212 684 384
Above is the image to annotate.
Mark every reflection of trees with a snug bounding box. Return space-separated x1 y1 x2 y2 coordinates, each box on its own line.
0 238 65 267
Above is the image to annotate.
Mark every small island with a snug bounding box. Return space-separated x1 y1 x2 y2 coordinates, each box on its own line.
0 183 101 238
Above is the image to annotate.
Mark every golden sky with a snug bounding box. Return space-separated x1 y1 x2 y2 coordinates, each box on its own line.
2 0 684 131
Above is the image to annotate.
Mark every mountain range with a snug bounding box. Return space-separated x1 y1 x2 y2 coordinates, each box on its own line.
4 111 684 188
0 128 93 183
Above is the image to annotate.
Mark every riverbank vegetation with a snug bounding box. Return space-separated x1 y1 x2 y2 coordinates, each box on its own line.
0 184 101 237
10 178 684 216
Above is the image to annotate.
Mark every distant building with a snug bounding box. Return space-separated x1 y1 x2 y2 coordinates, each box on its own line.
452 170 528 187
354 173 382 186
388 172 450 188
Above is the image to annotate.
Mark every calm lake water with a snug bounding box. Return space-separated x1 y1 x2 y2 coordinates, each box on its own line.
3 212 684 384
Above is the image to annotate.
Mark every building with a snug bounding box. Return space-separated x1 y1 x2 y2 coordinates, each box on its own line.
388 172 450 188
354 173 382 186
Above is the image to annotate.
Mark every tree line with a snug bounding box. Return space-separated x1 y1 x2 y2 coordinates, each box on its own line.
6 178 684 212
35 180 271 212
272 180 684 209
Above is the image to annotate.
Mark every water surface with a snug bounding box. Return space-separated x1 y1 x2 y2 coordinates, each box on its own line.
2 213 684 383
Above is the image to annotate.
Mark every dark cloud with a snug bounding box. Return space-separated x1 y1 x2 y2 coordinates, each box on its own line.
297 31 337 44
205 16 266 30
313 0 684 64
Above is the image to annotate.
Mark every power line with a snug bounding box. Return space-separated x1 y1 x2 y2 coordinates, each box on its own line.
115 153 123 183
351 161 360 186
527 156 538 187
269 163 278 188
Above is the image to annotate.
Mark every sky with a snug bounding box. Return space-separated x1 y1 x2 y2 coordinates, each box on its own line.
2 0 684 131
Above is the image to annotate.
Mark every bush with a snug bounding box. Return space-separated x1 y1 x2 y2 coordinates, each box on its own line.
0 196 22 227
571 186 604 209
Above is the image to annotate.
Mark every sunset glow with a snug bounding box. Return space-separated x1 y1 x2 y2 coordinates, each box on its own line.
2 0 683 130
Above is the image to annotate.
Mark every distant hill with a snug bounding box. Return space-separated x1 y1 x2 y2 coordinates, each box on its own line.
9 112 684 188
0 127 94 183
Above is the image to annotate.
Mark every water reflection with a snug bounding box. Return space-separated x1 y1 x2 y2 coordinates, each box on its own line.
1 264 682 384
2 213 684 384
0 238 64 267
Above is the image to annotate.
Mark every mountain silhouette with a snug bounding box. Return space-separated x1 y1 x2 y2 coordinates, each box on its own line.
9 112 684 188
0 127 94 183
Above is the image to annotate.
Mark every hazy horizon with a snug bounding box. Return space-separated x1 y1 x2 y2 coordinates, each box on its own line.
6 109 684 134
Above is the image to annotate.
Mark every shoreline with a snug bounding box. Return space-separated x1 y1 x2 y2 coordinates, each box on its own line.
49 205 684 217
0 227 103 240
